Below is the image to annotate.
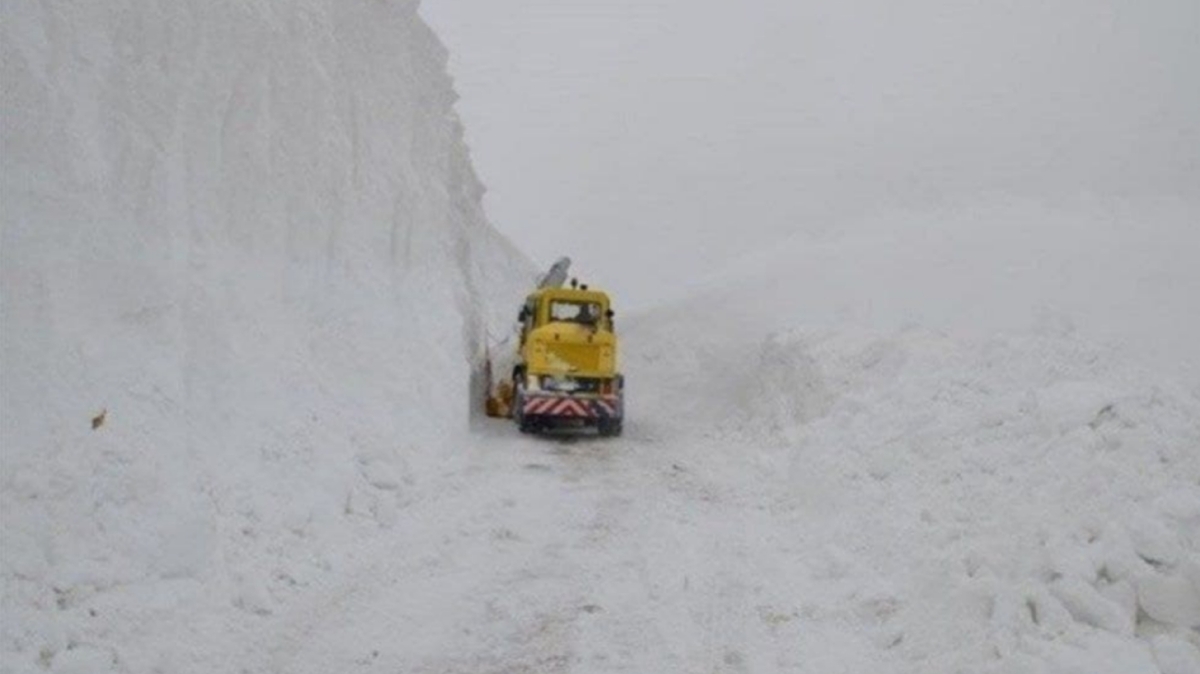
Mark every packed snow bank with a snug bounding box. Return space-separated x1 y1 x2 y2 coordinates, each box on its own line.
1 1 529 671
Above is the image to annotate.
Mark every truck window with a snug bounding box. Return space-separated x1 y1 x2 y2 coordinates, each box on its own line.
549 300 602 324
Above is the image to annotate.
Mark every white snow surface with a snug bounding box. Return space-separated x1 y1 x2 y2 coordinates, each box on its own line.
3 3 1200 674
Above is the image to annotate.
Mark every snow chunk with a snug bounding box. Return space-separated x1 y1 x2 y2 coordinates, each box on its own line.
1051 577 1134 635
1136 570 1200 628
356 452 409 491
1152 635 1200 674
989 584 1073 638
1156 489 1200 551
1100 524 1151 582
1097 579 1139 626
1127 512 1184 567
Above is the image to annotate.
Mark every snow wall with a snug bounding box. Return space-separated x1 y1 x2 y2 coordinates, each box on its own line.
1 1 531 670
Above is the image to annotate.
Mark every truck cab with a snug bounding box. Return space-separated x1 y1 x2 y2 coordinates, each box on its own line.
511 286 624 435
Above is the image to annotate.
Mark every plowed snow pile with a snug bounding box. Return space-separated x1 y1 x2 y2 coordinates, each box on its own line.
624 317 1200 673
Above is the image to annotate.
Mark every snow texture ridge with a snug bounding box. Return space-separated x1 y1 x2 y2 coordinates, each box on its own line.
1 1 530 671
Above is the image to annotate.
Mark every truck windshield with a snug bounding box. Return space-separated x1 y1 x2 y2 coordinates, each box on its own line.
549 300 602 325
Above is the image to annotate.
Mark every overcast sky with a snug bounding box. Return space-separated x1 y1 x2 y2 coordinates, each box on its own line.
421 1 1199 310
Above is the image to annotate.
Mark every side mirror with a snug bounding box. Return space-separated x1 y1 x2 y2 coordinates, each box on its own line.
606 309 614 319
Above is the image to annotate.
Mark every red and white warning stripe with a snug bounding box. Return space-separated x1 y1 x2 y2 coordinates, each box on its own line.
522 395 621 419
593 398 617 416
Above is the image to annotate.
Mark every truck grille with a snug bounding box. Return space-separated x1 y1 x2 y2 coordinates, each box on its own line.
547 343 601 372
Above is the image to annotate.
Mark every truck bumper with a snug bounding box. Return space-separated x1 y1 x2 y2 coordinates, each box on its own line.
518 392 623 422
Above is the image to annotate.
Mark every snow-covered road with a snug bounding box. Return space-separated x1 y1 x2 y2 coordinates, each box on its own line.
251 423 892 674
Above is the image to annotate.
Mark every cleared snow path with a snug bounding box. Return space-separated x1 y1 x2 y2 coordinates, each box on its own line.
252 427 892 674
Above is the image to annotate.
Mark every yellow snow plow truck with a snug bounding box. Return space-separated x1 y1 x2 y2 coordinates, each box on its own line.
485 258 624 436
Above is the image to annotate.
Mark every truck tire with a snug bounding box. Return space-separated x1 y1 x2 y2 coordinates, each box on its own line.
598 419 622 438
513 374 536 434
518 412 539 434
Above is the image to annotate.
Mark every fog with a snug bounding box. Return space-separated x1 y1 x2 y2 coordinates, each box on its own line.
422 1 1199 311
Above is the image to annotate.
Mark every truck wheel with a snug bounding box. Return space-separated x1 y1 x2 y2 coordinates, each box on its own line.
598 420 622 437
513 377 531 433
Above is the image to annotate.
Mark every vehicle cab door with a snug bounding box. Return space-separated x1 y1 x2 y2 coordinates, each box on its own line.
517 298 537 347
